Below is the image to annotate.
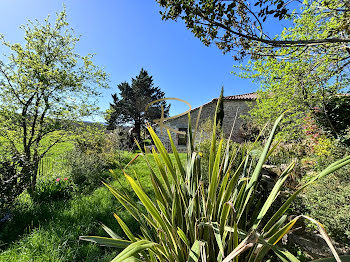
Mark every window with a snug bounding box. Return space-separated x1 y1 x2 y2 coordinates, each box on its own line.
177 128 187 145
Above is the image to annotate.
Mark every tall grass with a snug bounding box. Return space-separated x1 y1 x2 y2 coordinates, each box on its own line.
81 110 350 261
0 186 119 261
0 152 186 261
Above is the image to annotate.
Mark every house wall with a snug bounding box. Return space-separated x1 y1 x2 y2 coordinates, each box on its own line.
154 100 255 152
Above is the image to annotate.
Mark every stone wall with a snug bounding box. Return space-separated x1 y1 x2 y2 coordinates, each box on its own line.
154 99 255 152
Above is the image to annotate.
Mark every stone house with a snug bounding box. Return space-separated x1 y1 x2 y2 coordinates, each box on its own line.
154 92 257 151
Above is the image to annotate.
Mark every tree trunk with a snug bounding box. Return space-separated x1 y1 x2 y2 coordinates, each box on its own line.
21 160 35 195
23 154 39 195
30 161 39 194
134 120 141 142
322 103 339 138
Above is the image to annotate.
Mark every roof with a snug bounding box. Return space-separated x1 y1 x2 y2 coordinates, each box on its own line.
164 92 257 122
213 92 257 101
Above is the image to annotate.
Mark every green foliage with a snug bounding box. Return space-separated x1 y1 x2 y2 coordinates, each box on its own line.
216 86 224 127
156 0 350 60
289 137 350 244
235 1 350 140
301 173 350 243
265 129 350 246
67 149 110 190
0 157 30 213
66 126 121 190
106 68 169 143
0 8 108 193
31 177 76 202
82 111 349 261
198 117 223 142
314 95 350 145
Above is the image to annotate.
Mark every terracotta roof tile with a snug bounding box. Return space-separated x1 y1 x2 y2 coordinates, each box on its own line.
212 92 257 101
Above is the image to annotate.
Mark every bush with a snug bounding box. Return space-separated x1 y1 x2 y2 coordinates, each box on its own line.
0 156 31 216
265 121 350 245
67 148 110 189
241 119 262 142
292 136 350 243
66 126 122 190
301 174 350 243
32 177 76 202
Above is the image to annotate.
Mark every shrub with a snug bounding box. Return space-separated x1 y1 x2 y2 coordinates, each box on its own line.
67 148 111 189
300 174 350 243
81 113 350 261
32 177 76 202
0 156 31 215
241 120 262 142
66 126 121 190
293 137 350 243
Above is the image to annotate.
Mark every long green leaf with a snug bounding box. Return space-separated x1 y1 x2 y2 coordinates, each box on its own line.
252 161 295 229
114 213 137 242
177 227 190 248
302 215 341 262
188 240 201 262
103 182 153 228
111 240 157 262
151 149 172 194
263 215 287 238
79 236 131 248
124 173 164 228
208 100 219 182
100 222 121 240
242 114 284 218
254 218 299 261
124 173 178 253
167 129 186 180
207 139 223 217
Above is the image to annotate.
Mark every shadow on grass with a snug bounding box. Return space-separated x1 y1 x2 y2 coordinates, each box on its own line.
0 180 142 262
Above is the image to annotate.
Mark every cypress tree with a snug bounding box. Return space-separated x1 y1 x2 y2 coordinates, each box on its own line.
216 86 224 128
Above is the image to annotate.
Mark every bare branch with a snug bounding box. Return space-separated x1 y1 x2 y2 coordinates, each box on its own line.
200 11 350 47
0 65 25 105
39 133 65 159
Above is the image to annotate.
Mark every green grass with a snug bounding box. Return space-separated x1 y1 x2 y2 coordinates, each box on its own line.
44 140 74 158
37 136 75 178
0 151 186 261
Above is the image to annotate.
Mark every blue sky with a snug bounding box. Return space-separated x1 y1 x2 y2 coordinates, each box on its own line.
0 0 281 121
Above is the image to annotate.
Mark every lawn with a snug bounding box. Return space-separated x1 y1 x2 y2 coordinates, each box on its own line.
0 151 187 261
